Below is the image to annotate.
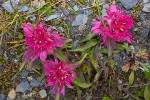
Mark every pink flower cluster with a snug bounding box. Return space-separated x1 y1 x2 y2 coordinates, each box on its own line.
43 57 76 95
91 4 133 44
22 22 76 96
22 22 66 61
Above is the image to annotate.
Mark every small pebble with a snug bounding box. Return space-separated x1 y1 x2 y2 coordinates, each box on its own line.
141 28 149 37
8 89 16 100
39 89 47 98
0 94 5 100
30 78 41 87
16 80 31 93
72 14 88 26
119 0 138 10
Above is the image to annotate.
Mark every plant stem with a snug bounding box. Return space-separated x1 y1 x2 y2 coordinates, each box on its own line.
55 87 60 100
107 37 112 58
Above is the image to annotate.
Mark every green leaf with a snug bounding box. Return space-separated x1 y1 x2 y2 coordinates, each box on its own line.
145 71 150 80
71 39 98 52
80 33 95 43
75 53 87 65
18 33 24 39
54 50 66 61
102 97 112 100
62 43 73 49
73 78 92 88
115 43 125 51
19 61 26 72
122 43 129 52
93 68 103 82
74 86 82 99
92 59 99 70
129 71 134 85
99 48 108 54
144 84 150 100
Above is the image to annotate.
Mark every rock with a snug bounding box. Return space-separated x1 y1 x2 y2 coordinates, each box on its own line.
0 94 5 100
16 80 31 93
44 13 60 21
114 54 121 61
7 97 11 100
72 40 79 49
33 0 45 8
142 3 150 12
140 12 146 21
119 0 138 10
8 89 16 100
102 8 107 18
30 78 41 87
141 28 149 37
74 5 79 11
143 20 150 29
2 1 14 13
102 4 109 18
2 0 20 13
18 5 29 12
39 89 47 98
143 0 149 3
21 69 29 77
72 14 88 26
137 22 142 26
27 76 33 81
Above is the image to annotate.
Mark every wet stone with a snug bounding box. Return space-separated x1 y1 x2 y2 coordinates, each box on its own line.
30 78 41 87
141 28 149 37
16 80 31 93
119 0 138 10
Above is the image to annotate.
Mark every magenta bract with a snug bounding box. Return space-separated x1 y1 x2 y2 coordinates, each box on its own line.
43 56 76 95
91 4 133 44
22 22 66 61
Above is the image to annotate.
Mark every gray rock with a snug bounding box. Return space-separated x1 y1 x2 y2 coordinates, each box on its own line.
2 1 14 13
143 20 150 29
0 94 5 100
114 54 121 61
119 0 138 10
30 78 41 87
33 0 45 8
16 80 31 93
143 3 150 12
44 13 60 21
72 40 79 49
21 69 29 77
140 12 146 21
39 89 47 98
143 0 149 3
18 5 29 12
74 5 79 11
72 14 88 26
102 8 107 18
141 28 149 37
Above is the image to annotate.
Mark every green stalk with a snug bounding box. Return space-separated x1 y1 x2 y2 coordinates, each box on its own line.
95 0 101 16
55 87 60 100
107 37 112 58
